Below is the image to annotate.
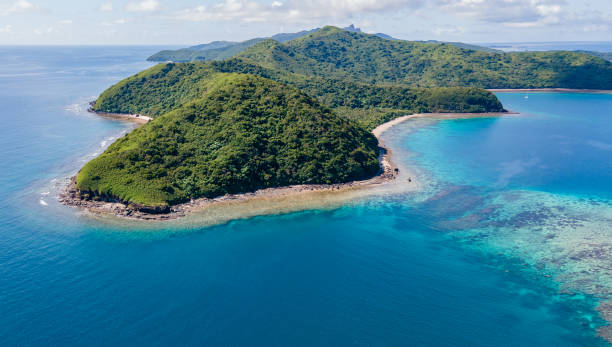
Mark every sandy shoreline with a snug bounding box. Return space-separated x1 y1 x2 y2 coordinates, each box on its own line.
87 102 153 124
60 111 509 222
489 88 612 94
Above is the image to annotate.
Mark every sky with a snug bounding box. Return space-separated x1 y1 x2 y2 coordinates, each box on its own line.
0 0 610 45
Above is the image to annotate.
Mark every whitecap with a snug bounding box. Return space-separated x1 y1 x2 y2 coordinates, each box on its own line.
64 98 96 115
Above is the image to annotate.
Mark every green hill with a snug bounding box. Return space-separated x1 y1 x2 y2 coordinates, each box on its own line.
148 38 268 62
147 26 501 63
94 59 504 130
418 40 501 53
235 26 612 89
189 40 236 51
576 50 612 62
78 74 380 210
148 28 320 62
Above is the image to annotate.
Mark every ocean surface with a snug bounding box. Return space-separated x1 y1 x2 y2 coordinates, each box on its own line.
1 47 611 346
482 41 612 53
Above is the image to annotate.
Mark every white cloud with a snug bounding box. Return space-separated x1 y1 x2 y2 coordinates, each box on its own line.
126 0 160 12
435 1 611 38
439 0 564 27
59 19 73 24
0 0 39 16
0 24 13 33
34 26 55 35
293 0 416 15
433 26 464 36
173 0 423 23
174 1 269 22
99 2 113 12
583 24 609 32
564 10 612 32
169 0 607 35
100 18 127 26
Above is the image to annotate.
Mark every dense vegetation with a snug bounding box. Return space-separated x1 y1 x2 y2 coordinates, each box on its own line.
94 63 219 117
235 26 612 89
147 26 611 90
417 40 501 53
94 59 504 130
149 38 269 63
79 74 380 208
148 29 319 62
576 50 612 62
89 25 596 209
147 26 500 63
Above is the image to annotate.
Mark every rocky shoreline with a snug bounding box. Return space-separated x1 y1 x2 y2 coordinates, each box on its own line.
60 101 409 221
59 148 399 221
60 111 508 221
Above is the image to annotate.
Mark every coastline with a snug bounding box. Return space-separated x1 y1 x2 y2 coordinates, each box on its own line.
59 142 400 221
489 88 612 94
87 102 153 124
60 111 509 222
8 43 612 347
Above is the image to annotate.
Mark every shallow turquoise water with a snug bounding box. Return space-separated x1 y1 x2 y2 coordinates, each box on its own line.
402 93 612 199
0 47 610 345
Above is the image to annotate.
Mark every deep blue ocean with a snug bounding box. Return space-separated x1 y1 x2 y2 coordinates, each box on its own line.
1 47 611 346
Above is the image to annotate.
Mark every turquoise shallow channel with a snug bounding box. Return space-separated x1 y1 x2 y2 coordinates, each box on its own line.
0 46 611 346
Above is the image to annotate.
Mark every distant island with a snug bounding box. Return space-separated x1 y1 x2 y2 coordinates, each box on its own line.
147 25 498 63
575 50 612 62
63 26 612 218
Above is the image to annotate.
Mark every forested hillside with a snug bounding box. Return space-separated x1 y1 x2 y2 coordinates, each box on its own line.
147 26 498 63
79 74 380 209
147 28 319 62
235 26 612 89
94 59 504 130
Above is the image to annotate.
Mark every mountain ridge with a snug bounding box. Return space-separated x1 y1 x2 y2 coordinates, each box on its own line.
147 25 497 62
234 26 612 89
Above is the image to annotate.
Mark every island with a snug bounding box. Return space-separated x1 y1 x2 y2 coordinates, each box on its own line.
62 25 612 219
146 25 500 63
69 74 381 214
